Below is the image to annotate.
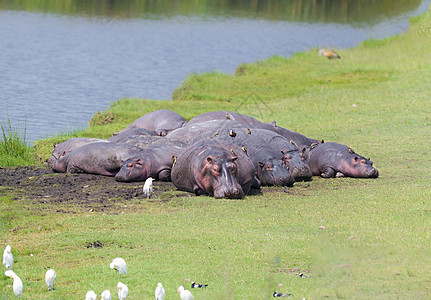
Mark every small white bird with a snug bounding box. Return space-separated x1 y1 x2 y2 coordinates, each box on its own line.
143 177 154 198
85 290 97 300
177 285 194 300
273 290 292 297
5 270 23 297
101 289 112 300
45 269 56 290
155 282 165 300
110 257 127 278
117 282 129 300
3 245 13 270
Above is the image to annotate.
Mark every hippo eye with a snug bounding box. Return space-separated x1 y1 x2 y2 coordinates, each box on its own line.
354 156 359 162
360 160 367 165
266 164 273 171
127 163 133 168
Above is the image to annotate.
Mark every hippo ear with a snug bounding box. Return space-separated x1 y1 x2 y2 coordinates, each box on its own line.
302 147 306 154
136 158 143 165
281 149 286 155
207 156 214 164
231 156 238 162
321 139 325 143
354 156 359 162
259 161 265 168
271 121 276 127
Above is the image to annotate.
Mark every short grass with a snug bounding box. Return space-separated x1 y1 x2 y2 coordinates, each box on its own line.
0 118 34 167
1 9 431 299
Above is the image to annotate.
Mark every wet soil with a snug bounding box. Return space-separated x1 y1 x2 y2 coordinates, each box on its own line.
0 164 192 213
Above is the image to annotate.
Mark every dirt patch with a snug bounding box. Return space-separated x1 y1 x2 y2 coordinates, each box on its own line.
0 165 189 213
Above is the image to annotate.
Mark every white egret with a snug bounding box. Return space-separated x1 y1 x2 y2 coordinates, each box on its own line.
117 282 128 300
5 270 23 297
155 282 165 300
143 177 154 198
177 285 194 300
110 257 127 278
45 269 56 290
101 289 112 300
3 245 13 270
85 290 97 300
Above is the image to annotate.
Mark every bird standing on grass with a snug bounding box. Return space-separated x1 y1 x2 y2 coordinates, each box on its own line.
5 270 23 298
101 289 112 300
178 285 194 300
155 282 165 300
318 48 341 59
143 177 154 198
117 282 129 300
85 290 97 300
191 281 208 288
110 257 127 278
3 245 13 270
45 269 56 290
273 290 292 297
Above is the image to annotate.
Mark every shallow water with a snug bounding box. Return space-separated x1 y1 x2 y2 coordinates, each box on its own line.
0 0 430 143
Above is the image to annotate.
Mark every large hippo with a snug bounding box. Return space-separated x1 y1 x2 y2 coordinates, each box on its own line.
117 109 187 136
52 142 142 176
171 140 256 199
192 127 295 187
235 127 312 181
115 141 188 182
47 137 108 167
187 111 261 125
108 128 158 143
252 121 322 150
305 142 379 178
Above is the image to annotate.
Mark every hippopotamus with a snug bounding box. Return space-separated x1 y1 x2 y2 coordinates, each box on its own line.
117 109 187 136
192 126 295 187
166 120 231 143
252 121 322 150
305 142 379 178
187 111 261 125
47 137 108 167
109 128 158 143
171 140 256 199
52 142 142 176
115 141 188 182
222 126 311 181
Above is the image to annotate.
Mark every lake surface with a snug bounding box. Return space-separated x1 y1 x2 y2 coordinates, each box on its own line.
0 0 430 143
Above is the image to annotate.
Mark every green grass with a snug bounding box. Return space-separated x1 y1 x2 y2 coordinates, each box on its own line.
1 9 431 299
0 118 34 167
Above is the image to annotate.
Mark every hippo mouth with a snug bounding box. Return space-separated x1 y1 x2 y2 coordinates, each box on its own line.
366 168 379 178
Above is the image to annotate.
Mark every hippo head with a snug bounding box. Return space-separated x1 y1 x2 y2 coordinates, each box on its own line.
197 154 244 199
257 158 295 187
115 157 152 182
281 148 312 181
340 154 379 178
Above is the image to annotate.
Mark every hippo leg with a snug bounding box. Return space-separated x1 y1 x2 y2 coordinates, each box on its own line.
158 169 171 181
252 176 261 189
321 166 336 178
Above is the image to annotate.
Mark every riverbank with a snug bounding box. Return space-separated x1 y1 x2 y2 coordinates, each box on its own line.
1 9 430 298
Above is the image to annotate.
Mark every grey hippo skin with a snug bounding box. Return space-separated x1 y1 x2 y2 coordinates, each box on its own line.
115 141 189 182
117 109 187 136
187 111 261 125
171 140 256 199
52 142 142 176
305 142 379 178
192 126 295 187
47 137 108 167
109 128 158 142
240 127 312 181
252 121 322 150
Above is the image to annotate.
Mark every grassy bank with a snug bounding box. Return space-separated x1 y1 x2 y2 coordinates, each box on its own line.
1 9 431 299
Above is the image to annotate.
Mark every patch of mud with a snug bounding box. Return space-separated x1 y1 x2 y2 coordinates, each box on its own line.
0 165 181 213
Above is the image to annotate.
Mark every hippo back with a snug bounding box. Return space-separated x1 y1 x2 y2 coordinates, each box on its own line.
188 111 261 125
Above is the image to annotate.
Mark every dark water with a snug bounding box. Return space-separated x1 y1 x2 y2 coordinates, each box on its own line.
0 0 430 143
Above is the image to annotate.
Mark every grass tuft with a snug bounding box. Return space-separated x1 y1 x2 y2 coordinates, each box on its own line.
0 118 34 166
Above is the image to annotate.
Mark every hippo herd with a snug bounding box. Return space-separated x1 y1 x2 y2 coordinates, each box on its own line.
48 109 379 199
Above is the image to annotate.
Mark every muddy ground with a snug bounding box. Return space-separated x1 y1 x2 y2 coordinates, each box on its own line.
0 165 308 214
0 164 194 213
